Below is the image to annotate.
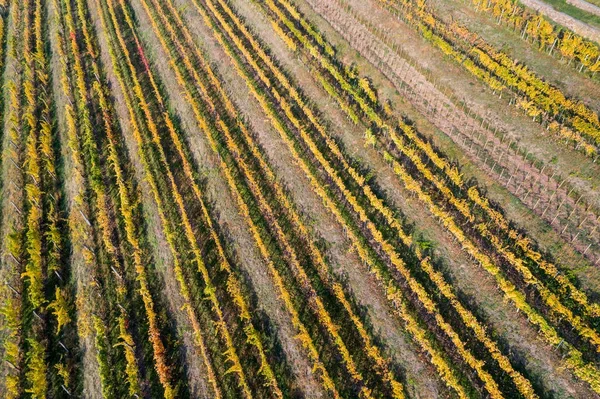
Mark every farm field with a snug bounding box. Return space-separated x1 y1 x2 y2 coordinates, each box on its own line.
0 0 600 397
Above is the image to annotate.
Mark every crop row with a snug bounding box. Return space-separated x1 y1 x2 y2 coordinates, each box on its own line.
24 0 72 395
384 0 600 157
270 0 600 341
280 0 600 342
118 0 409 395
75 1 181 392
470 0 600 75
200 0 593 394
1 0 25 396
259 0 600 393
52 0 161 395
95 0 222 395
0 0 82 396
133 0 417 396
92 0 334 396
132 1 288 392
188 0 549 395
50 0 219 395
311 0 600 266
277 0 600 338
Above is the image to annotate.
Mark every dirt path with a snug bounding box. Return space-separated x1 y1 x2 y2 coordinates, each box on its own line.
567 0 600 17
304 0 600 278
522 0 600 43
236 0 599 395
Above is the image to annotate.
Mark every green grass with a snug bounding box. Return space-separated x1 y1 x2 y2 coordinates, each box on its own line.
538 0 600 29
582 0 600 9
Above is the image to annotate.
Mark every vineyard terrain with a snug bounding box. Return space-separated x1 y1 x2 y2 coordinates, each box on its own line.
0 0 599 398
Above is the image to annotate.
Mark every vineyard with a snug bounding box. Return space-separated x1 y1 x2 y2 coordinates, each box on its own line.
0 0 599 397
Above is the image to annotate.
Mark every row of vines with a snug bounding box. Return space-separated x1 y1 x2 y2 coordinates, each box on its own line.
184 0 600 395
469 0 600 75
100 0 423 396
380 0 600 158
2 0 597 396
258 0 600 392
